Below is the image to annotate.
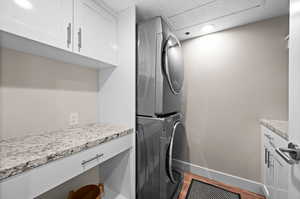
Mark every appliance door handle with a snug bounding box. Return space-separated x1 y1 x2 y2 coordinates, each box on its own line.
167 121 182 183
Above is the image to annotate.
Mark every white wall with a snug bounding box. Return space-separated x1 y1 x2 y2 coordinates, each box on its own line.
175 16 289 182
0 48 98 139
98 6 136 129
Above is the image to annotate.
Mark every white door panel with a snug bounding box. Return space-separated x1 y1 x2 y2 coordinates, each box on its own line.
288 0 300 198
74 0 118 65
0 0 73 51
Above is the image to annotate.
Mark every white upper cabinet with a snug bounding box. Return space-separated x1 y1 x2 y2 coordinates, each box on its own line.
0 0 73 51
74 0 118 65
0 0 118 67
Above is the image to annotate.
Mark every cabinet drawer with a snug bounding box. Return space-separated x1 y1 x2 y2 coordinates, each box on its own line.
78 134 132 172
0 134 133 199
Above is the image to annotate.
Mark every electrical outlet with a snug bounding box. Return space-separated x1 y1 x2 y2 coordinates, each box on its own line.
69 112 79 126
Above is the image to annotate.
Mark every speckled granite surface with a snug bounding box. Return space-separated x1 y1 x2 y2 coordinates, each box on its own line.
260 119 289 140
0 124 133 181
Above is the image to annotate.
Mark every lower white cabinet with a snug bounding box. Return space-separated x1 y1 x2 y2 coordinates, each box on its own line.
273 156 289 198
261 126 289 199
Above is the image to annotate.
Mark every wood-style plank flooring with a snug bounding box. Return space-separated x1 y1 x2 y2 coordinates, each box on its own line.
178 173 265 199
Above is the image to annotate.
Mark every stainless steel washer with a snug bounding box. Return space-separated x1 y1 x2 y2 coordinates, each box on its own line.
136 114 184 199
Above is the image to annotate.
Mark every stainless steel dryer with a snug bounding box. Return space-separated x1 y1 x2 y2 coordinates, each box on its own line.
136 114 184 199
137 17 184 117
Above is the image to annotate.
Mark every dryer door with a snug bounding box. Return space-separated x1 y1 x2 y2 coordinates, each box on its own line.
167 121 185 183
163 35 184 95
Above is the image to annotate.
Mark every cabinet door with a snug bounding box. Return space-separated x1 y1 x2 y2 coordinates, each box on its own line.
74 0 118 65
266 150 278 199
266 149 274 186
274 154 289 198
0 0 73 51
262 145 268 183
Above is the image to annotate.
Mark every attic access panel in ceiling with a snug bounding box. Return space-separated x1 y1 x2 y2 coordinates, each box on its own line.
100 0 289 40
135 0 215 21
167 0 263 31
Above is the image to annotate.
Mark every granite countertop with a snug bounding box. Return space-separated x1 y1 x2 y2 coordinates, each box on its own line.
0 124 133 181
260 119 289 140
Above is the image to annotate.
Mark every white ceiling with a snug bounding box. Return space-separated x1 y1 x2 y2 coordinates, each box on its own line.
102 0 289 40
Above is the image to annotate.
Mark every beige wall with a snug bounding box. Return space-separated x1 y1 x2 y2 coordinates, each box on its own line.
175 16 289 182
0 48 98 139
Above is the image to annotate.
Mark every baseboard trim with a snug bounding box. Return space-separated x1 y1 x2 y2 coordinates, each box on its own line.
261 184 270 199
173 159 266 196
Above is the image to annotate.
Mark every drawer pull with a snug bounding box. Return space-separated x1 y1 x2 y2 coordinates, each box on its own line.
269 141 275 148
81 153 104 166
264 134 273 140
267 150 271 168
265 148 268 164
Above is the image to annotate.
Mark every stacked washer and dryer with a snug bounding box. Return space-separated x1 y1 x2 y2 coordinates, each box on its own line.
136 17 185 199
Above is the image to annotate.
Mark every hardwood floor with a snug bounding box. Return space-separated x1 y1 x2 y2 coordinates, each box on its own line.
178 173 265 199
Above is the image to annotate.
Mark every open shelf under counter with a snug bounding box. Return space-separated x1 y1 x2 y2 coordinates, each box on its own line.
104 186 130 199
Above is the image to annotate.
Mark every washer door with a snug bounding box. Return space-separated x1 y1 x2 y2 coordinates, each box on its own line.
163 34 184 95
167 121 185 183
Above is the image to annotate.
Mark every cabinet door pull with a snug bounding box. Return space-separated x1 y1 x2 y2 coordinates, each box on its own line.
267 150 270 168
67 23 71 48
81 153 103 166
264 134 273 140
265 148 268 164
78 28 82 52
